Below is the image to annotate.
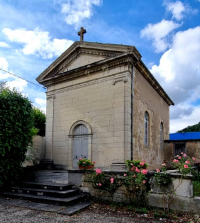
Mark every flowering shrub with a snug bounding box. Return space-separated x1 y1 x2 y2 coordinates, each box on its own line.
85 168 122 195
172 153 195 175
154 163 171 186
77 158 95 167
124 160 148 207
126 160 148 170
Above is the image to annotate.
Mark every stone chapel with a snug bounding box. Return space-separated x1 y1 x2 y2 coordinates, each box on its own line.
36 28 174 170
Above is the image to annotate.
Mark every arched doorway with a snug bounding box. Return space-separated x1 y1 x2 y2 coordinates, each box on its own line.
72 124 89 168
69 121 92 169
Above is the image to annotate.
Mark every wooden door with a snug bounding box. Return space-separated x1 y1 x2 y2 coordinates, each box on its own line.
73 124 88 168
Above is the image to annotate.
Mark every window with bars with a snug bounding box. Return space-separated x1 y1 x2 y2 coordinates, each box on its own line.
160 122 163 149
144 112 149 146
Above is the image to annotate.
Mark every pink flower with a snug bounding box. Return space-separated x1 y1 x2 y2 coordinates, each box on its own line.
124 174 127 177
178 156 181 160
83 162 85 164
131 166 135 171
130 163 133 166
96 169 102 175
183 154 187 157
140 162 145 166
173 159 179 163
184 165 188 169
93 161 96 164
143 180 146 184
192 157 196 161
99 183 102 186
141 169 148 175
135 167 140 173
162 163 166 166
133 175 136 178
156 169 160 173
110 178 114 184
181 152 183 155
185 160 190 164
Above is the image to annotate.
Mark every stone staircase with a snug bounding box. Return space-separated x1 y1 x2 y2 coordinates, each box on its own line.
0 181 91 215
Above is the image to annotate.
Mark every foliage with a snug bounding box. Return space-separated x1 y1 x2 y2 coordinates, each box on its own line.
154 163 172 186
0 88 34 187
124 160 148 207
126 160 148 170
177 122 200 133
172 153 195 175
193 181 200 197
77 158 95 167
85 168 122 195
135 207 148 214
32 107 46 136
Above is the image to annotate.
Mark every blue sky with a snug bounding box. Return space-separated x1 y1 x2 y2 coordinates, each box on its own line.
0 0 200 133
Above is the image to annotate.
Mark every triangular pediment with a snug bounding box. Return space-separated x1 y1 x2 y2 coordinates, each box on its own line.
36 41 142 83
60 52 107 73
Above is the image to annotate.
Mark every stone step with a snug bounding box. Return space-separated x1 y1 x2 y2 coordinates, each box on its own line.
57 201 92 215
22 181 73 191
0 191 88 206
0 197 92 216
10 187 79 198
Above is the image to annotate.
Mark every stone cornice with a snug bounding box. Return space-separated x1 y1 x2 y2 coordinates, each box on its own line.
46 71 131 96
42 51 174 106
36 41 142 82
40 53 135 87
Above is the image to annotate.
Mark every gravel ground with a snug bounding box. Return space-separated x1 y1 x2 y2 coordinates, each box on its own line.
0 203 162 223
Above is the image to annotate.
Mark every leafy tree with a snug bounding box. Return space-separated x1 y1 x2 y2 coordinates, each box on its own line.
32 107 46 136
0 88 34 187
177 122 200 133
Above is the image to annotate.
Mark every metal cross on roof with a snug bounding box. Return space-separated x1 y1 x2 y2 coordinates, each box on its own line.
78 27 86 41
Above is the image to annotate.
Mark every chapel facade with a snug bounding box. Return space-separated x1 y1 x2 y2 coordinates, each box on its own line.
36 33 174 170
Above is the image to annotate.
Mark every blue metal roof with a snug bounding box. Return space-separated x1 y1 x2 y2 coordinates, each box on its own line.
170 132 200 140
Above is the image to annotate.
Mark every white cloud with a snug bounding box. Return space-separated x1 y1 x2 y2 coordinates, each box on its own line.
164 1 198 21
2 28 74 59
0 56 27 91
60 0 102 28
170 106 200 133
6 78 27 92
164 1 185 21
0 57 12 80
140 19 181 53
150 26 200 131
35 98 46 113
0 42 9 47
35 98 46 107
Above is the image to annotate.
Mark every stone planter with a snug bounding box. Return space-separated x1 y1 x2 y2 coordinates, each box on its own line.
149 176 170 194
79 165 94 170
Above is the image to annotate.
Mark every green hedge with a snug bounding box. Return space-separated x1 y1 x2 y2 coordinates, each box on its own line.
0 88 34 187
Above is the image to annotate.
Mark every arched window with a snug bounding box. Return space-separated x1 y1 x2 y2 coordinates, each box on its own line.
144 112 149 146
160 122 163 149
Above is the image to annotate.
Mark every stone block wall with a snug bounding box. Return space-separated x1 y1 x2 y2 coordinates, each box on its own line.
45 65 132 169
132 67 169 170
80 171 200 213
82 181 128 203
22 135 45 167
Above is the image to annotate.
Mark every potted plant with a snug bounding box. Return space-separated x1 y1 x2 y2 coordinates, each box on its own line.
77 158 95 170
